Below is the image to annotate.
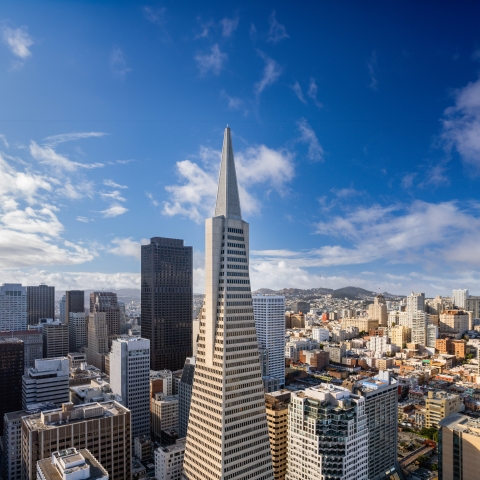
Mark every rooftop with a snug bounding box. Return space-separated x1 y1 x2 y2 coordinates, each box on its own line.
439 413 480 438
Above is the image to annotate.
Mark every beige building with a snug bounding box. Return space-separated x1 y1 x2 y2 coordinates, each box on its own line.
265 391 291 480
466 296 480 318
368 294 388 326
342 317 379 332
425 391 462 428
151 393 179 440
21 401 130 480
439 310 469 335
439 413 480 480
85 313 109 372
390 325 410 347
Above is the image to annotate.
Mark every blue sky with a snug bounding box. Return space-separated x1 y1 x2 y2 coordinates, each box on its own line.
1 1 480 296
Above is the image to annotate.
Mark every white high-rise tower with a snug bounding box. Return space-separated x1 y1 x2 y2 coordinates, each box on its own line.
182 127 274 480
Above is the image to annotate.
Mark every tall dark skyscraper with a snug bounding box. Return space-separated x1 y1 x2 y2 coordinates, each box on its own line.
26 284 54 325
90 292 120 347
141 237 193 371
65 290 85 321
0 338 24 431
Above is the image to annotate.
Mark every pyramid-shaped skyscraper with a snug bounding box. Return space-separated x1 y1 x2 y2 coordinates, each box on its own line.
182 127 274 480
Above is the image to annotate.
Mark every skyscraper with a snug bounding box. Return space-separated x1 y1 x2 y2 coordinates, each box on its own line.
69 311 87 351
141 237 193 371
85 312 109 372
452 288 469 309
253 295 286 388
178 356 195 438
182 127 273 480
0 283 27 331
27 284 55 325
65 290 85 321
90 292 120 346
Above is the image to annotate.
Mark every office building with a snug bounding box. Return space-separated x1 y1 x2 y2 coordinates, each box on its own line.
0 283 27 331
90 292 120 346
390 325 409 348
178 356 195 438
411 311 427 346
265 391 291 480
182 127 273 480
439 413 480 480
43 321 69 358
439 310 469 335
118 301 126 334
156 438 186 480
36 448 109 480
151 393 179 441
286 384 368 480
22 357 69 408
425 391 462 428
253 295 286 388
426 324 438 348
0 338 24 431
110 337 150 438
311 327 330 343
27 284 55 326
59 295 66 323
0 329 42 368
21 401 131 480
85 313 109 372
192 318 200 356
141 236 193 372
65 290 85 321
69 312 88 352
466 295 480 318
368 294 388 326
452 289 469 309
353 371 399 480
291 301 310 314
406 292 425 328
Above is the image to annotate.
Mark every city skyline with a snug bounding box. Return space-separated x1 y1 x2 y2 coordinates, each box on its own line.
1 2 480 297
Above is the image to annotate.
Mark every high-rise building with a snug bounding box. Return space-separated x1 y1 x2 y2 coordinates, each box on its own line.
452 289 469 309
286 384 368 480
65 290 85 318
90 292 120 346
265 391 291 480
85 313 109 372
110 337 150 438
182 127 273 480
390 325 409 348
368 294 388 326
439 310 469 335
0 329 42 368
22 357 70 408
59 294 66 323
141 236 193 371
69 312 88 351
43 321 69 358
291 301 310 314
0 283 27 331
36 448 109 480
156 438 187 480
426 324 438 348
466 295 480 318
411 311 427 346
425 391 462 428
151 393 179 441
21 401 131 480
27 284 55 326
0 338 24 431
253 295 286 388
178 356 195 438
406 292 425 328
438 413 480 480
118 301 127 334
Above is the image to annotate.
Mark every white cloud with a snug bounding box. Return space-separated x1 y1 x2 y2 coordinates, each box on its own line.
267 11 289 44
76 216 93 223
2 26 33 59
145 191 159 207
103 179 127 189
110 46 132 79
0 134 9 148
221 91 245 112
100 190 126 202
297 118 325 161
291 81 306 103
254 51 282 97
101 205 128 218
367 50 378 90
110 237 148 260
44 132 106 146
441 77 480 169
195 44 227 75
307 78 323 108
163 142 295 222
220 17 239 37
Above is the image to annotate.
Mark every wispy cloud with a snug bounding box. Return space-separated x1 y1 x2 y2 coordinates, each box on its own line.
101 205 128 218
110 46 132 79
297 118 325 161
0 134 9 148
291 81 306 103
76 216 93 223
44 132 106 146
104 179 127 189
308 78 323 108
142 6 170 41
145 192 159 207
367 50 378 90
267 11 289 44
221 91 246 113
254 51 282 97
220 17 239 37
100 190 126 202
195 44 227 75
2 25 34 59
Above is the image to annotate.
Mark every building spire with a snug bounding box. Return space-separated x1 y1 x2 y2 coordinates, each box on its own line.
214 126 242 220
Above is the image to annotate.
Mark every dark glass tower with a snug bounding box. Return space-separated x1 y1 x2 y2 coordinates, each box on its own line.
26 284 54 325
141 237 193 371
65 290 84 320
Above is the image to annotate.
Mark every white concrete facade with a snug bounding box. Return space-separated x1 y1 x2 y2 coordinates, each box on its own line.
0 283 27 331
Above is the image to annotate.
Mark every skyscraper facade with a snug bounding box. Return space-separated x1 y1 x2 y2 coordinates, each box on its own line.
85 312 109 372
68 311 87 351
90 292 120 346
65 290 85 321
452 289 469 309
253 295 285 388
141 237 193 371
178 356 195 438
0 283 27 331
182 127 274 480
27 284 54 325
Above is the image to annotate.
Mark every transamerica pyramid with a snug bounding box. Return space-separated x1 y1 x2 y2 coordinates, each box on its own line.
182 127 274 480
